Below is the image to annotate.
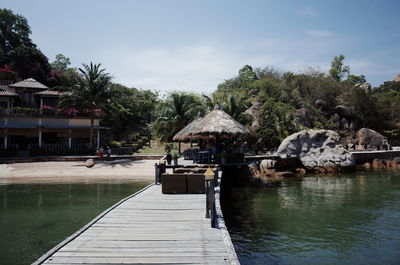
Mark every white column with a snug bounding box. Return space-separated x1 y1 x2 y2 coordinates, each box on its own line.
4 129 7 149
38 118 42 148
68 129 72 149
96 130 100 148
39 128 42 148
4 117 8 149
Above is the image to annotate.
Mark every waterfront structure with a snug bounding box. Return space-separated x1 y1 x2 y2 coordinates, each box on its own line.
0 78 105 155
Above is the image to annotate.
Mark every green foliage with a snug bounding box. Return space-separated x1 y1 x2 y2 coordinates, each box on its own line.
108 140 122 147
347 74 366 85
171 150 179 158
164 143 173 153
371 81 400 123
329 55 350 81
9 46 51 83
258 98 296 149
152 92 202 142
51 53 71 71
100 83 157 142
0 8 36 66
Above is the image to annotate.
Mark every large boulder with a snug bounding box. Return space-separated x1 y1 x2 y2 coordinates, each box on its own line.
355 128 388 150
244 101 261 131
355 82 371 93
335 105 355 118
293 108 311 127
392 74 400 82
277 129 355 170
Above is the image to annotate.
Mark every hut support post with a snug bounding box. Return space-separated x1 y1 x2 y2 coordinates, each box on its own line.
178 142 181 154
4 128 7 149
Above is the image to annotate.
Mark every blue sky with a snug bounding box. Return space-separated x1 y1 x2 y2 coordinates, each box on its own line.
3 0 400 94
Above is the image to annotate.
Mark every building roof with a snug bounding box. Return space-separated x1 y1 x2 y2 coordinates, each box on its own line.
0 87 19 96
173 108 249 141
33 90 68 96
9 78 48 90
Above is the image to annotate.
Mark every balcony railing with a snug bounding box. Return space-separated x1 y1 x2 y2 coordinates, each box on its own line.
28 143 92 151
0 107 104 118
0 144 19 150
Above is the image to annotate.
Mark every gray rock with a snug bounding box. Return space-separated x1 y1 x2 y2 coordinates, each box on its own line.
277 129 355 169
392 74 400 82
355 128 389 150
355 82 371 93
315 99 327 108
244 101 261 131
293 108 311 127
335 105 355 118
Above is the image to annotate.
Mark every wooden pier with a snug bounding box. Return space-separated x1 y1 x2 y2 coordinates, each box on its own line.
33 177 239 265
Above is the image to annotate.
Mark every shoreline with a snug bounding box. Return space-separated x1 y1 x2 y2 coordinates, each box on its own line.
0 160 158 184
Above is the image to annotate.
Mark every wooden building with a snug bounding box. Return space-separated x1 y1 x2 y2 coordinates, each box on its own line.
0 78 105 155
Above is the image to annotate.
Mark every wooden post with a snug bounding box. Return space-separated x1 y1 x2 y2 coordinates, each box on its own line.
68 129 72 149
96 129 100 148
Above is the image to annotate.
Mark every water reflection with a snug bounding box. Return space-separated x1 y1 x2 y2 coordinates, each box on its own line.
0 181 148 265
222 170 400 265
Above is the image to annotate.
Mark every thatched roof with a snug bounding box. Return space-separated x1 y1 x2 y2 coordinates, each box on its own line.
185 109 249 140
9 78 48 90
173 117 203 141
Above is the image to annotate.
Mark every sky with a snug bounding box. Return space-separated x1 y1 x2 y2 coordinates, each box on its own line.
2 0 400 94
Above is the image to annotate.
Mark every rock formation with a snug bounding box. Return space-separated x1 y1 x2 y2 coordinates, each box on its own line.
392 74 400 82
355 128 389 150
355 82 371 93
277 129 355 171
244 101 261 131
293 108 311 128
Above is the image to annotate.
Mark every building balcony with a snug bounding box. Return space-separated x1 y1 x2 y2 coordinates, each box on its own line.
0 107 104 118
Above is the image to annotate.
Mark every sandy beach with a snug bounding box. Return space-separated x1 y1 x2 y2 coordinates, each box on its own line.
0 160 158 184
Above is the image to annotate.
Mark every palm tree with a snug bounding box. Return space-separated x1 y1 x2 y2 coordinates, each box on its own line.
152 92 202 142
221 93 250 122
59 63 112 146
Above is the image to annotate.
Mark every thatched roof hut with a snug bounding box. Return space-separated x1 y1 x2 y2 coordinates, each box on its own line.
172 117 203 141
184 109 249 140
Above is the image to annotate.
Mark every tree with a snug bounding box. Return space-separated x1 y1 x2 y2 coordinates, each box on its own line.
152 92 202 142
9 46 51 82
0 8 35 66
329 55 350 81
220 93 251 124
347 74 366 85
51 53 71 71
59 62 112 145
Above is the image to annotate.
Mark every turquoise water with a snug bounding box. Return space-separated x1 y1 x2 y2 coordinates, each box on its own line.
222 170 400 265
0 181 148 265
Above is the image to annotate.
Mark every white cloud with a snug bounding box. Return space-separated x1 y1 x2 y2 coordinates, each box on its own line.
305 29 334 37
100 44 242 95
96 38 347 94
298 7 318 18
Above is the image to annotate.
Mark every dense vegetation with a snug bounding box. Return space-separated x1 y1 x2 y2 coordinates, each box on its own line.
2 8 400 152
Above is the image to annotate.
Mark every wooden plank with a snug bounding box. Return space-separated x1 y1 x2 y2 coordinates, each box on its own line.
37 184 232 265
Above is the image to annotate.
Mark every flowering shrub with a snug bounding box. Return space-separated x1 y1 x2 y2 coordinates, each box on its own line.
64 107 79 116
0 64 18 81
40 105 53 110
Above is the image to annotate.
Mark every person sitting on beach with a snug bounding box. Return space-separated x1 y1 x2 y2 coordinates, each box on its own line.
97 146 104 160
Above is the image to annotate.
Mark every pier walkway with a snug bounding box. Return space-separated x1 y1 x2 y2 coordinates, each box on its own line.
34 183 236 265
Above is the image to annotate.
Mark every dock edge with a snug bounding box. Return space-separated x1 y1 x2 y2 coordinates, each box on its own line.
215 170 241 265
